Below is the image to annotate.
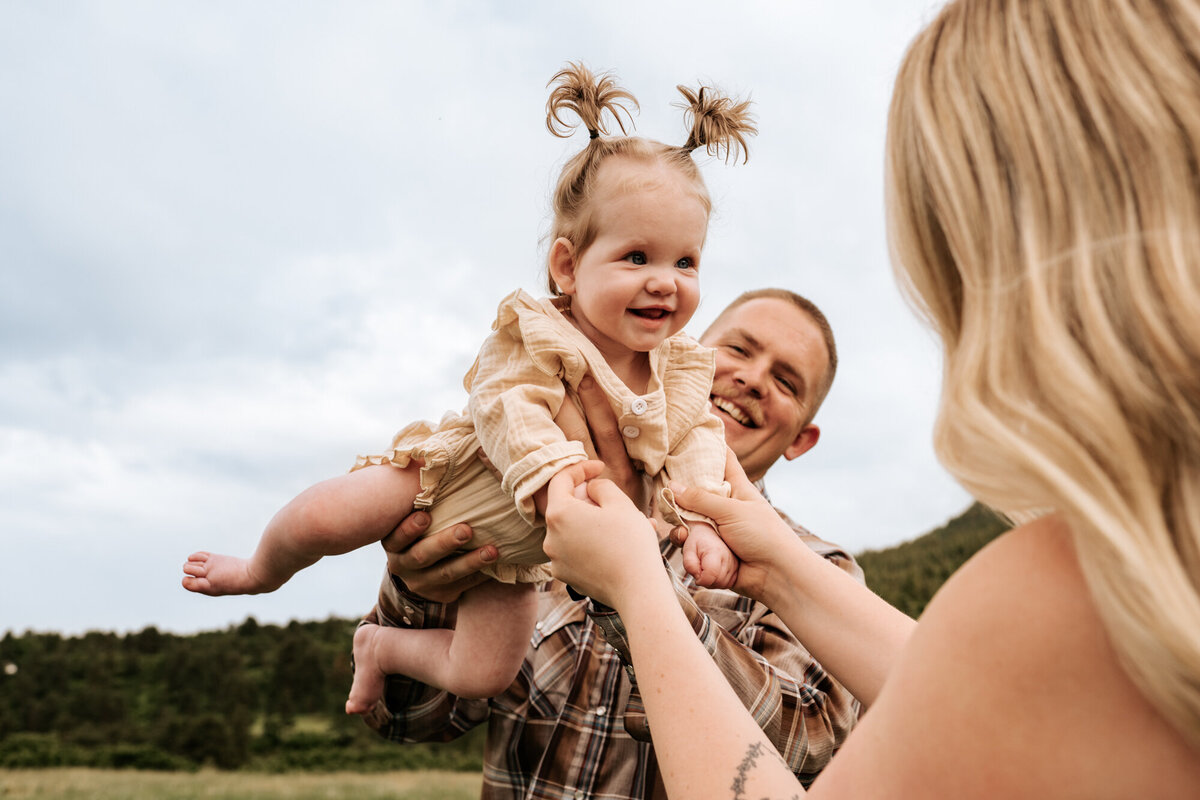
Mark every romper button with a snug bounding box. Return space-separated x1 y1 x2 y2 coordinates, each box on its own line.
622 425 640 439
574 792 584 800
535 621 544 631
595 706 607 716
630 398 648 415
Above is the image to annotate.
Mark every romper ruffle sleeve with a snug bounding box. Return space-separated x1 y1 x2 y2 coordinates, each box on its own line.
464 290 591 525
657 335 732 527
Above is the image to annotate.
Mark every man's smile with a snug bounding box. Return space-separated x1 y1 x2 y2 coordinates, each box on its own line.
711 394 759 428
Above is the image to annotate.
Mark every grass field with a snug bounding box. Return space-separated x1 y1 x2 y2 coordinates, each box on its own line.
0 768 482 799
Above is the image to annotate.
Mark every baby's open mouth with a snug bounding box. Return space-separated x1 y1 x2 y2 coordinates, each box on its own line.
711 396 757 428
630 308 669 320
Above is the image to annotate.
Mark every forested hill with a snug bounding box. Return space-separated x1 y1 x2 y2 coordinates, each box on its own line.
856 501 1010 617
0 502 1007 772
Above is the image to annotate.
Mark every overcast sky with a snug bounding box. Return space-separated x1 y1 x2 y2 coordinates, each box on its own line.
1 0 968 637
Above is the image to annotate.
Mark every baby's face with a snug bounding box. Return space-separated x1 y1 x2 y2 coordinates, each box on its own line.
561 158 707 359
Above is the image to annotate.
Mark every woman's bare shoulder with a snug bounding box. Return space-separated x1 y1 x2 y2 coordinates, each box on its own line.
811 515 1200 799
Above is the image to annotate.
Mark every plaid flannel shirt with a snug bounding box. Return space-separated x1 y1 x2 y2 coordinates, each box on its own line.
361 495 863 799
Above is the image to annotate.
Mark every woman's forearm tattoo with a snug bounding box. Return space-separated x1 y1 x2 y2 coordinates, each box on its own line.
731 741 765 799
730 740 801 800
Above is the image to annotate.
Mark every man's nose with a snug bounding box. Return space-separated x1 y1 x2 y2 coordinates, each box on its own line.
733 360 768 397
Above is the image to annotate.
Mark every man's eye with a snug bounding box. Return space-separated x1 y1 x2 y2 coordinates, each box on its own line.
777 376 797 395
725 344 747 356
626 252 647 265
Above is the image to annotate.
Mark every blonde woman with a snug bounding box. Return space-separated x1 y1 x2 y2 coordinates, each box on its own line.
542 0 1200 796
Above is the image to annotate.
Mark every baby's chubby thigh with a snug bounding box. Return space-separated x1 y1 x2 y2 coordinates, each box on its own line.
422 457 549 580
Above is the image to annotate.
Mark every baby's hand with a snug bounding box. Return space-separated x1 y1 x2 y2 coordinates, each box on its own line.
680 521 738 589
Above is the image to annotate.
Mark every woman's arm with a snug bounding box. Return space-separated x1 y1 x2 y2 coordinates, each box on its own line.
543 463 804 798
670 449 915 708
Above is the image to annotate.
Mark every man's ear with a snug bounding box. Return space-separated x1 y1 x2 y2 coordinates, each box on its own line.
549 237 578 295
782 424 820 462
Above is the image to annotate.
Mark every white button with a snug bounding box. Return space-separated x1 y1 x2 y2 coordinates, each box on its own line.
594 706 607 716
574 792 584 800
630 398 648 415
622 425 640 439
535 621 544 631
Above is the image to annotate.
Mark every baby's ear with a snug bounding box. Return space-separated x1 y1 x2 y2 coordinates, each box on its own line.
549 238 578 295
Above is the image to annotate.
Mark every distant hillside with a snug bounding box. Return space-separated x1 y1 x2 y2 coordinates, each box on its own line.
856 501 1010 617
0 617 486 772
0 504 1008 771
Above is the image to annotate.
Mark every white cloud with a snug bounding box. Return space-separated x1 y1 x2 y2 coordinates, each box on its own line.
0 0 965 636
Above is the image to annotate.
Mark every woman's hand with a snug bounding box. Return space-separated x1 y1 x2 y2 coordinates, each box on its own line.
668 447 801 603
543 460 666 609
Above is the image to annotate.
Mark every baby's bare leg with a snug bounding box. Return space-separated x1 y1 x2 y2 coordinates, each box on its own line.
182 464 421 596
346 579 537 710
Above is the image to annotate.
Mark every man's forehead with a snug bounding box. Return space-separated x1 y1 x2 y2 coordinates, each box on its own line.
707 299 829 384
709 299 821 350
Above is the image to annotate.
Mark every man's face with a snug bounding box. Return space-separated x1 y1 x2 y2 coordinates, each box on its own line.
700 298 830 482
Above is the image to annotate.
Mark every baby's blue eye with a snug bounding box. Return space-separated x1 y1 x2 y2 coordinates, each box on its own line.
627 252 647 265
675 257 695 270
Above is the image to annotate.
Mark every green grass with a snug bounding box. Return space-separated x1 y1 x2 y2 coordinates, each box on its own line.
0 768 482 799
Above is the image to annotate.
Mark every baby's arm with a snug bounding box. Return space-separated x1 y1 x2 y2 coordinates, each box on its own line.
466 327 589 526
663 401 736 588
183 463 420 596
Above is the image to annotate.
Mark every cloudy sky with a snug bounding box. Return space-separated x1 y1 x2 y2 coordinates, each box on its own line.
1 0 968 637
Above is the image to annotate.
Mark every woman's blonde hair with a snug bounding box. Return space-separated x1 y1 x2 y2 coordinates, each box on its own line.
543 62 757 294
887 0 1200 745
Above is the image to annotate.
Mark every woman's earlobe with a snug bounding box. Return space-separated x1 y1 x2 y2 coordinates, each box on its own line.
549 237 577 295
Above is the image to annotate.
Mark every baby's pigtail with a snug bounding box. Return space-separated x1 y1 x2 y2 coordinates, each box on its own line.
676 84 757 164
546 61 639 140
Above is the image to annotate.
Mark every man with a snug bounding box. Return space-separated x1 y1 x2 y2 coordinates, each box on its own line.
362 289 862 797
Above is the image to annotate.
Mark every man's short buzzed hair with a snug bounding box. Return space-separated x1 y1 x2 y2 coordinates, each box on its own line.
703 288 838 418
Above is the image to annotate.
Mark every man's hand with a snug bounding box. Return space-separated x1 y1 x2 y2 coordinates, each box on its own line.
554 376 643 506
379 509 498 604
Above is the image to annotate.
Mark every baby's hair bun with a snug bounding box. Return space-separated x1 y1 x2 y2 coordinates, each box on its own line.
546 61 639 140
677 84 757 164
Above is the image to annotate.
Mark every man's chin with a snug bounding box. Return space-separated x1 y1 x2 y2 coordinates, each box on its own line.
720 419 754 453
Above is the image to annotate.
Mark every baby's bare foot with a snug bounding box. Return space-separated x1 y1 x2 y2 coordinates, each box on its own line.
181 551 269 596
346 623 386 715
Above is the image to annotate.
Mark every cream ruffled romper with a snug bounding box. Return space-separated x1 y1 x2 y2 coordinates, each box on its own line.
353 289 729 583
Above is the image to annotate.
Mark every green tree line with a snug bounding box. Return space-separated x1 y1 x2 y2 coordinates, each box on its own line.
0 502 1006 772
0 617 484 772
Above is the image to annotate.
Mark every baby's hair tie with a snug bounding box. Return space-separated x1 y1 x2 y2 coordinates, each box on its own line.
589 129 600 139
